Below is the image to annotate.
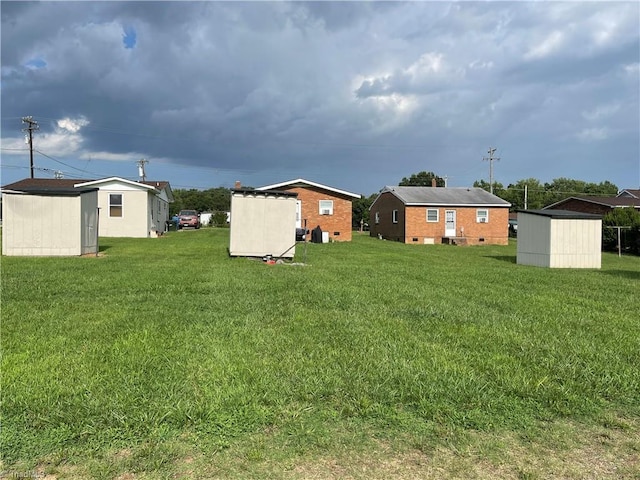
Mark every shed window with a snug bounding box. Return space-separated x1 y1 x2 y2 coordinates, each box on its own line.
319 200 333 215
375 211 380 224
109 194 123 217
476 209 489 223
426 209 439 222
392 209 398 223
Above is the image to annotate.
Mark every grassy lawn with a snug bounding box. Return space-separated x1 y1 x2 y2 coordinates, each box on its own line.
2 229 639 479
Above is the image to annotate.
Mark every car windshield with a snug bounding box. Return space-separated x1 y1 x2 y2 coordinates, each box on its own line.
180 210 197 216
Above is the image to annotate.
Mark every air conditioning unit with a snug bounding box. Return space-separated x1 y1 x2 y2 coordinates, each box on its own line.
321 209 331 215
479 217 487 223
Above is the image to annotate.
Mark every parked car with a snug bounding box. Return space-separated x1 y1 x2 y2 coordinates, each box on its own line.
177 210 201 229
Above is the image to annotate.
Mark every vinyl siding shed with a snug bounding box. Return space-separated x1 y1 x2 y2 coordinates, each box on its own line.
2 186 98 256
229 189 298 258
516 210 602 268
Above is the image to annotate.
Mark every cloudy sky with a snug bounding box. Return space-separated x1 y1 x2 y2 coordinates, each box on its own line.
2 1 639 195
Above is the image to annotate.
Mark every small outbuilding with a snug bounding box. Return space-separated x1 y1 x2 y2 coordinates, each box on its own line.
229 189 298 258
1 182 98 256
516 209 602 268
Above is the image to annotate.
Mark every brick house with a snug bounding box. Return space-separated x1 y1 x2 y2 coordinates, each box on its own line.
369 186 510 245
256 178 361 241
543 191 640 215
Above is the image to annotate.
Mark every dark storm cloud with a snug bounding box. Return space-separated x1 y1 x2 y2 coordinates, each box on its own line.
1 1 638 192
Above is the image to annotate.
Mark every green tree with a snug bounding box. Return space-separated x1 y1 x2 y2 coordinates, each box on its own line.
352 193 377 229
400 171 445 187
544 178 618 207
171 187 231 216
473 179 505 198
602 207 640 255
501 178 547 211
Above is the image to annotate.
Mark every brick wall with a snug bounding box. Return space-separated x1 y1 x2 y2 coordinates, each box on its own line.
370 192 509 245
369 192 405 242
277 186 354 241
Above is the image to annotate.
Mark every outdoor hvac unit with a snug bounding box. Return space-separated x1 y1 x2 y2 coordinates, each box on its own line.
321 209 331 215
479 217 487 223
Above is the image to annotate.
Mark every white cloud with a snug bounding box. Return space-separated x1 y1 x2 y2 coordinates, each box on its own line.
524 30 564 60
581 103 620 122
57 116 89 133
577 127 609 142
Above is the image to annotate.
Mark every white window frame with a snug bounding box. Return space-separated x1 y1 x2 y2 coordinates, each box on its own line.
392 209 398 224
319 200 334 215
426 209 439 222
375 211 380 224
476 209 489 223
109 193 123 218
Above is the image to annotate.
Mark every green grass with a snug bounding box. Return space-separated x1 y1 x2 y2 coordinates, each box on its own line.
2 229 639 478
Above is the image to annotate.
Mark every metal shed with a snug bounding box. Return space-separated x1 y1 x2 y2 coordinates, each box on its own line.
2 185 99 256
516 209 602 268
229 189 298 258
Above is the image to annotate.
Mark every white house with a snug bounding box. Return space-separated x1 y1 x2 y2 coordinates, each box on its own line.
1 180 98 256
75 177 173 238
516 209 602 268
2 177 174 239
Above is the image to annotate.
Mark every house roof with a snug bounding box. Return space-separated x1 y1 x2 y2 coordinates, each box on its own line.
617 189 640 199
544 195 640 209
256 178 361 199
519 209 602 220
2 177 173 200
375 186 511 207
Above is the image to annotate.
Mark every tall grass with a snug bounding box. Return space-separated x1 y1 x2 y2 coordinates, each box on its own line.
2 229 639 475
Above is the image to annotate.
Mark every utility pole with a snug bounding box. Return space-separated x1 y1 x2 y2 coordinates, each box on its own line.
482 146 500 194
137 158 149 182
22 116 39 178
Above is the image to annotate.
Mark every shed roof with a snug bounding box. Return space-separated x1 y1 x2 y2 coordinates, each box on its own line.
2 177 172 198
232 188 298 198
256 178 361 199
518 209 602 220
1 178 97 196
376 186 511 207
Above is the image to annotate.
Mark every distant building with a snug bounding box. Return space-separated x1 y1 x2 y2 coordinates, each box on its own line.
369 186 511 245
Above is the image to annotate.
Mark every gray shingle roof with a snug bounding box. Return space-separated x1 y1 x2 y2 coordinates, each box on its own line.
379 186 511 206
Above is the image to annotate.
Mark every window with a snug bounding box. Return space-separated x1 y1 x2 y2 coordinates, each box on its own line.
319 200 333 215
109 194 123 217
392 209 398 223
476 209 489 223
426 209 439 222
375 211 380 224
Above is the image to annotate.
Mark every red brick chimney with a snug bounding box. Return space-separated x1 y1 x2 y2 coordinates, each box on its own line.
234 181 241 189
431 178 437 187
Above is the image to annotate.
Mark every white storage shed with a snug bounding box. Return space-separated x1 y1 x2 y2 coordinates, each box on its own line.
229 189 298 258
2 182 99 256
516 209 602 268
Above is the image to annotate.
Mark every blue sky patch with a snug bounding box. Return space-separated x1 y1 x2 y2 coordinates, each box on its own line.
25 58 47 69
122 26 137 49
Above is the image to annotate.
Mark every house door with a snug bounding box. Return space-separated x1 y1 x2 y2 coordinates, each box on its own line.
445 210 456 237
295 200 302 229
